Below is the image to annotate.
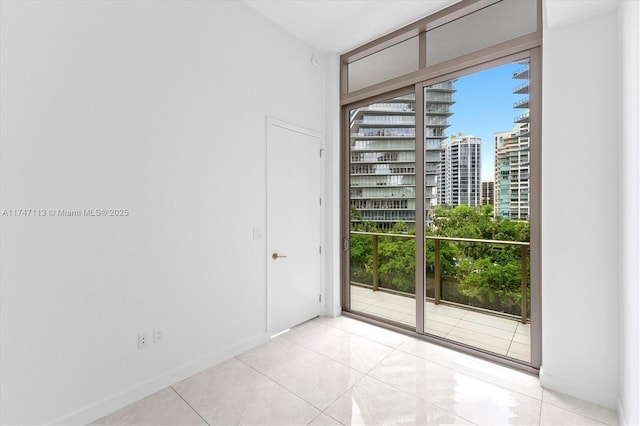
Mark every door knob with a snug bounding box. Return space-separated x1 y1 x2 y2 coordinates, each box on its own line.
272 252 287 260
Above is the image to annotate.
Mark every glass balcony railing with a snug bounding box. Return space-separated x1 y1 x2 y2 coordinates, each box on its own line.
350 231 530 323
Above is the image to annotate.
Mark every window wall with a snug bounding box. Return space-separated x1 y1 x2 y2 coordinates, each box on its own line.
341 0 541 370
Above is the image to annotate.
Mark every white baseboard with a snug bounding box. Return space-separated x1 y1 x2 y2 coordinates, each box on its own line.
617 397 627 426
52 332 270 425
330 305 342 317
539 366 617 409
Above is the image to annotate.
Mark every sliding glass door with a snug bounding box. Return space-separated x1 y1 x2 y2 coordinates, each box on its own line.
344 55 539 367
341 0 541 370
348 92 416 326
424 60 533 363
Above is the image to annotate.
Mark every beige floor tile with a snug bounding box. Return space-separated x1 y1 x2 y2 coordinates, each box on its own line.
454 319 516 340
460 311 519 332
426 303 467 319
542 390 619 425
317 316 408 348
508 350 531 363
540 402 608 425
281 320 394 373
512 332 531 344
397 338 542 400
308 413 344 426
425 318 455 335
368 351 541 425
426 311 462 326
361 304 410 321
93 315 618 426
90 387 206 426
516 322 531 336
508 341 531 356
173 358 319 425
237 337 362 410
446 326 511 352
325 376 474 425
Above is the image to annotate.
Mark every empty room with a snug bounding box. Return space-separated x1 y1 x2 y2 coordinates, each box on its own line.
1 0 638 424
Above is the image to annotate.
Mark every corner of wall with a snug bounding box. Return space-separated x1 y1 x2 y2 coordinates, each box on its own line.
323 52 342 318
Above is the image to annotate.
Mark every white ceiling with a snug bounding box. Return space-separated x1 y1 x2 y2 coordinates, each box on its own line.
544 0 619 29
243 0 621 54
242 0 460 54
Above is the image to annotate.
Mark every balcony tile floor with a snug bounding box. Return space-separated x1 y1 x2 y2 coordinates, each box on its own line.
92 315 618 426
350 285 531 363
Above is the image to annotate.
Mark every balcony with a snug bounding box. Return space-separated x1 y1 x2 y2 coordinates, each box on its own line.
513 97 529 109
349 231 531 363
513 82 529 94
350 286 530 362
514 111 530 123
426 82 456 91
512 67 529 80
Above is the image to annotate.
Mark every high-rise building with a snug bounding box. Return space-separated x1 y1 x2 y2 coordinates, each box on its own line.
349 94 417 230
494 61 530 221
349 82 455 230
482 181 494 206
425 81 455 219
443 135 482 207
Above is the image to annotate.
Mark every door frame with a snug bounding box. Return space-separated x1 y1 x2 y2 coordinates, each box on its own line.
266 117 325 335
339 49 541 372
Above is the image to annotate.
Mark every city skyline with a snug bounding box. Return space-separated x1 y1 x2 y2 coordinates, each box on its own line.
445 62 525 181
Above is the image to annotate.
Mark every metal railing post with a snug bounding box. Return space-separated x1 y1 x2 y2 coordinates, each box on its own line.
434 239 441 305
520 245 527 324
372 234 379 291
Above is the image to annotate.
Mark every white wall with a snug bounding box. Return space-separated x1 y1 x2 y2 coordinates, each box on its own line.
541 8 620 408
323 53 342 318
0 1 325 424
618 1 640 424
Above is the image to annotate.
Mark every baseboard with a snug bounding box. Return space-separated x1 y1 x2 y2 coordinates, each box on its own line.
539 366 617 409
51 332 270 425
617 397 627 426
330 305 342 317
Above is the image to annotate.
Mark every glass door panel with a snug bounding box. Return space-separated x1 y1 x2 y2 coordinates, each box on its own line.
349 93 416 326
424 60 532 363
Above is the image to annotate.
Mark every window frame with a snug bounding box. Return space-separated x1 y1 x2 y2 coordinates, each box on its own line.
340 0 542 372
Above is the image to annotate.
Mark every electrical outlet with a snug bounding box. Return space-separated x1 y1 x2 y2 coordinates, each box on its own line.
137 332 149 349
154 328 164 344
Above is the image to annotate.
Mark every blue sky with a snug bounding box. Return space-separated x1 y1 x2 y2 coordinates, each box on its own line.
443 62 527 181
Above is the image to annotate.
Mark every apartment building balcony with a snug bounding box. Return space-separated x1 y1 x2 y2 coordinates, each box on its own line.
349 231 531 364
352 140 415 151
518 128 530 137
514 111 530 123
350 285 530 363
425 93 455 103
513 97 530 109
512 67 529 80
513 82 529 94
425 82 456 92
354 118 416 125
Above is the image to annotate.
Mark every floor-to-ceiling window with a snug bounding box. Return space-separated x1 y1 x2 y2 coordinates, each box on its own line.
341 0 541 370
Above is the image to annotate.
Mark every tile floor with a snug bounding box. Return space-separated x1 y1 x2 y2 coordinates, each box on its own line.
351 285 531 363
92 315 618 426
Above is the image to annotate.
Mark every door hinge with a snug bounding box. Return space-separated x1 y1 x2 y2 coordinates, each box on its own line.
343 238 349 251
320 148 325 158
319 294 322 303
319 246 322 254
319 197 322 206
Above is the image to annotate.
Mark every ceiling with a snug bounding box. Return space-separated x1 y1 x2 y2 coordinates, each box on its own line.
242 1 621 55
242 0 460 54
544 0 619 29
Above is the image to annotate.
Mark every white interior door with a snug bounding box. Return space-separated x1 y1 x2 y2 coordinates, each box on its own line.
266 119 322 335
